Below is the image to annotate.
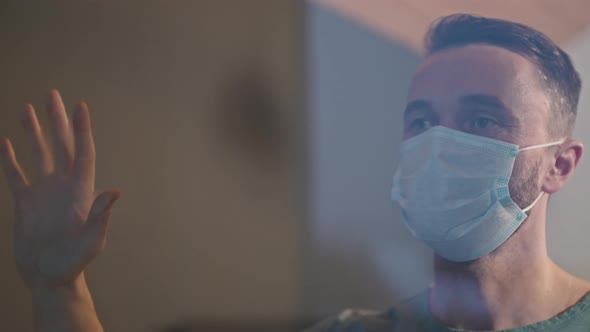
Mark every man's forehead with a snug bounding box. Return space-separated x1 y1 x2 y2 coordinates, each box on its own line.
416 43 534 77
407 44 544 105
404 94 511 117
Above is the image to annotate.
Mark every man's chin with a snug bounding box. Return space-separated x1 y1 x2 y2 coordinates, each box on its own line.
433 253 486 270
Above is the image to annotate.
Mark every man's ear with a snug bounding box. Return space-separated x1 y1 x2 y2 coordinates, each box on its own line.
542 140 584 194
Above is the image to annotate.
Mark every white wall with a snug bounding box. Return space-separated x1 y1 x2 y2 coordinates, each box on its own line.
305 3 431 318
548 27 590 278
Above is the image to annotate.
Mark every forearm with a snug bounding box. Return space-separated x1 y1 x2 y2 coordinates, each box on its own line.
31 273 104 332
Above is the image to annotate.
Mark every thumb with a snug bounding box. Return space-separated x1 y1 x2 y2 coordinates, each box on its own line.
88 189 121 222
76 190 120 266
83 189 121 244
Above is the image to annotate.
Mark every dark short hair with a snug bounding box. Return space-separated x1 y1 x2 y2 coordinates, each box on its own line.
424 14 581 137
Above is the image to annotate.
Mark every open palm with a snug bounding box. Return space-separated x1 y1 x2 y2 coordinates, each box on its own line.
0 90 120 289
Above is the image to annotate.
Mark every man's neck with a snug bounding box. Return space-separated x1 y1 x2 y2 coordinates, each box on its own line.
429 210 590 330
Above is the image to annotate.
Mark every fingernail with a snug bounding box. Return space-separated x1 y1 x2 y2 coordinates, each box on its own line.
107 192 120 207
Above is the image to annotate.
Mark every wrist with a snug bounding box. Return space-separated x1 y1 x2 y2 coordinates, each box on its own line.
30 273 89 301
30 272 97 319
30 272 102 332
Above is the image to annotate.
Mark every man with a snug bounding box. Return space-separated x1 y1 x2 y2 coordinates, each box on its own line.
304 14 590 331
0 13 588 332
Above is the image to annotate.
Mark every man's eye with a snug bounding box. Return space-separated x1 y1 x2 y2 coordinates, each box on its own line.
471 117 497 130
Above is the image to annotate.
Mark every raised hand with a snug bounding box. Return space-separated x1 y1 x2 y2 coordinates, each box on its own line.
0 89 120 291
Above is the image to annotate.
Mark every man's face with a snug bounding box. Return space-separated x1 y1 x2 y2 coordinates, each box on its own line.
404 44 554 208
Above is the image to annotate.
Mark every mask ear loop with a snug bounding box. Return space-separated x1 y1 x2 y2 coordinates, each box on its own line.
522 191 544 213
518 139 566 152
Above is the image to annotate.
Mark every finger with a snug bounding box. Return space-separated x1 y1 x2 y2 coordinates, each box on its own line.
73 102 96 190
0 138 29 197
21 104 53 177
46 89 74 174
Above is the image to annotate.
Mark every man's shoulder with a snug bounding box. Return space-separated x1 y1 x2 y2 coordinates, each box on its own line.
301 289 432 332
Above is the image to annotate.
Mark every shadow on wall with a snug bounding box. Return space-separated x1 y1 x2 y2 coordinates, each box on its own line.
214 67 284 165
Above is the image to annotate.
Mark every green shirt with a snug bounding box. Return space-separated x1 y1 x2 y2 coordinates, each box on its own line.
303 288 590 331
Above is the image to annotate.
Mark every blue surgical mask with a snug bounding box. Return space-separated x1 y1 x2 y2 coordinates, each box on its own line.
391 126 564 262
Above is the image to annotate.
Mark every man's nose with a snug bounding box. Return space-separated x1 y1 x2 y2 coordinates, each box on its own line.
435 116 462 133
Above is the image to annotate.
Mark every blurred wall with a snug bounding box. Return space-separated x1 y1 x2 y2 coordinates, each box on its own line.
0 1 305 332
306 1 590 319
548 27 590 279
304 2 430 319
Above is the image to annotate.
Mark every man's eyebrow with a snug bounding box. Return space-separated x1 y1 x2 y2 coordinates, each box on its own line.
459 94 509 110
404 99 433 117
